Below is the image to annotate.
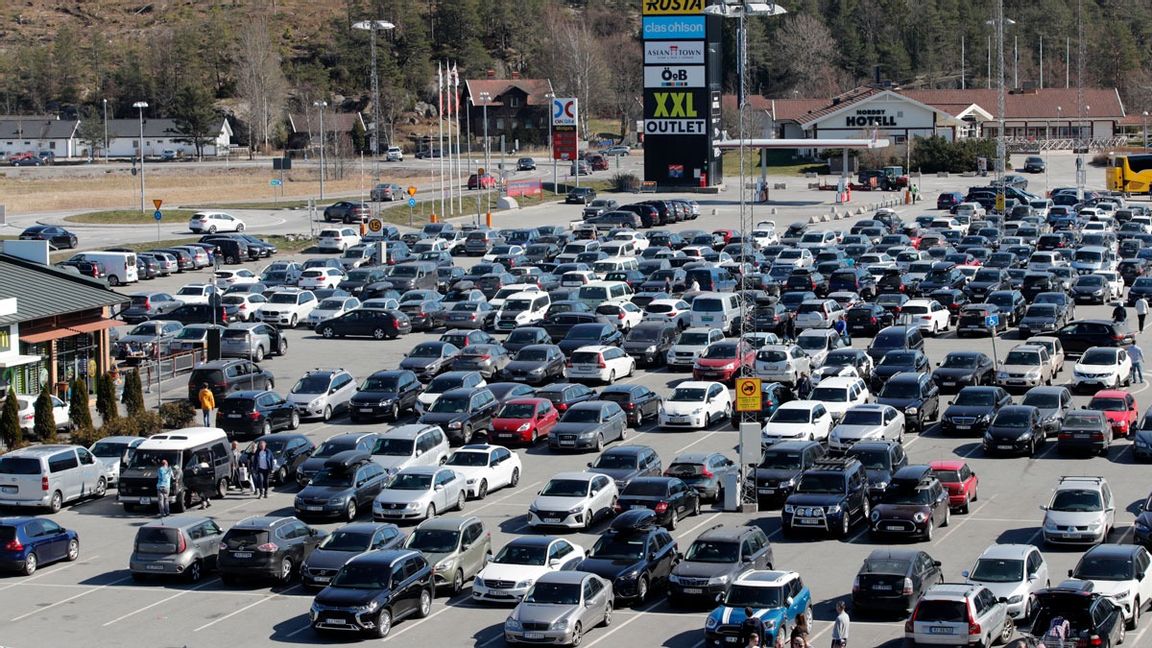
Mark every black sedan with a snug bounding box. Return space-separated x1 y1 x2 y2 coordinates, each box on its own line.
851 549 942 614
846 304 896 337
19 225 77 249
503 326 551 354
316 308 412 340
597 384 662 427
613 477 700 530
931 351 996 392
349 370 424 422
217 389 301 438
399 341 460 382
1017 303 1069 338
238 433 316 485
500 344 566 385
218 516 326 585
558 323 623 356
982 405 1044 456
939 386 1012 436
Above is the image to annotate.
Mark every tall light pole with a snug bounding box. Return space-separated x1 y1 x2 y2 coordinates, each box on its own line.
352 19 395 184
133 101 148 213
478 91 491 213
314 100 328 199
545 91 556 195
985 13 1014 195
1144 111 1149 150
102 98 108 163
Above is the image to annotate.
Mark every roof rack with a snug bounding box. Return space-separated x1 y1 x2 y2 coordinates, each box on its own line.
810 457 859 470
1057 476 1105 483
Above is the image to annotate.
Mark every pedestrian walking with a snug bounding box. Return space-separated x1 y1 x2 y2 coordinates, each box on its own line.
212 246 223 271
795 373 812 399
831 600 850 648
198 383 215 427
1113 302 1128 325
1130 342 1145 384
834 318 851 345
783 313 796 343
252 440 274 498
229 440 241 489
1137 297 1149 332
156 459 172 518
738 607 766 648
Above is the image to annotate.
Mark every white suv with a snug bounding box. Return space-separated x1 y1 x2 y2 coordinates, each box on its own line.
258 289 318 327
386 146 404 161
906 583 1013 647
565 345 636 384
902 299 951 335
287 368 357 421
754 344 811 386
1072 346 1133 391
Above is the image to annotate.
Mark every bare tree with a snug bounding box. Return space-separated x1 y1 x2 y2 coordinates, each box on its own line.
603 32 642 141
775 15 848 98
234 12 288 155
536 7 606 136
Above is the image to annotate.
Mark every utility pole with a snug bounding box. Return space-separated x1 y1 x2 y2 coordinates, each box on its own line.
1075 0 1086 201
314 100 328 199
102 98 108 163
1039 36 1044 89
961 35 966 90
133 101 148 213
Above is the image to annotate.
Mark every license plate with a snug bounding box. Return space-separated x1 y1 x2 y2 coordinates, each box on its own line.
797 518 819 525
559 440 575 446
525 633 545 640
313 576 330 583
725 636 740 643
630 505 648 510
955 425 970 430
360 408 374 413
758 488 775 495
942 381 955 386
140 497 151 505
578 365 597 371
928 627 954 635
145 564 166 571
546 516 562 522
304 505 323 511
226 413 242 418
232 551 252 559
1063 532 1078 539
873 584 892 590
683 587 702 594
885 524 902 531
1076 433 1090 438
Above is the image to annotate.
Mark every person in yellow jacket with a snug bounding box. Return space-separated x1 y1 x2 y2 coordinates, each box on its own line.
198 383 216 427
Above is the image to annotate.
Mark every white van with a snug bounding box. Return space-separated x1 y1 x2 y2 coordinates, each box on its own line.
495 291 552 331
689 292 742 334
0 444 107 512
576 280 633 309
72 251 139 286
592 256 640 276
489 283 542 309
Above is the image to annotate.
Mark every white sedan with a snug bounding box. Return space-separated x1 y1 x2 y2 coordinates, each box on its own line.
528 472 618 530
827 404 905 451
214 269 260 290
658 381 731 430
174 283 217 305
761 400 834 443
15 393 70 434
297 267 345 289
1072 346 1134 390
443 444 523 500
306 296 361 327
472 536 585 603
902 299 952 335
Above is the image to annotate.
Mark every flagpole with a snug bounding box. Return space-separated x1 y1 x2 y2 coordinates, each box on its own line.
454 64 463 214
438 62 445 220
445 62 454 217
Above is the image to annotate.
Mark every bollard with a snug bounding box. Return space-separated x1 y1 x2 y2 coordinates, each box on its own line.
486 212 492 227
771 208 778 215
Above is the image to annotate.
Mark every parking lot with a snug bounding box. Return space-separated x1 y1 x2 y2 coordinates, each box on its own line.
4 153 1152 648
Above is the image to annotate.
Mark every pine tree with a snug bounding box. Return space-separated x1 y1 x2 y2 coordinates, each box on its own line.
96 372 119 422
33 387 57 443
69 378 93 431
0 389 23 450
123 370 145 417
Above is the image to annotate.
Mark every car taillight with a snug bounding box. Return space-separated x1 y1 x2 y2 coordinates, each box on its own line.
870 316 877 325
256 542 278 553
967 602 980 637
42 476 49 491
613 501 624 513
625 402 635 410
654 501 669 513
902 577 914 596
177 533 187 554
4 539 24 551
566 359 573 367
557 402 568 411
598 357 607 368
1085 635 1103 647
699 468 714 478
617 312 625 320
249 411 262 421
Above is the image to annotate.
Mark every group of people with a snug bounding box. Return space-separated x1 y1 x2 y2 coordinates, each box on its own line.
738 600 850 648
1111 300 1146 384
152 439 276 517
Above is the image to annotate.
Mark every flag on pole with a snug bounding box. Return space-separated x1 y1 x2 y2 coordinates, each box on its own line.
451 62 462 213
437 61 445 218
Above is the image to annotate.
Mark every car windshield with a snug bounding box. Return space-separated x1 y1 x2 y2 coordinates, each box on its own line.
970 558 1024 583
562 408 602 423
627 327 661 342
861 558 911 575
841 410 883 426
759 451 802 470
1021 392 1060 408
360 376 398 391
795 473 843 494
590 535 645 560
124 449 181 470
1050 489 1103 512
270 293 300 304
1081 349 1118 366
90 440 130 458
128 322 164 335
941 354 980 370
331 563 391 589
427 376 465 392
388 473 433 491
317 530 374 552
1004 351 1040 366
810 386 848 402
494 543 548 566
770 408 812 424
724 584 784 609
372 438 414 457
678 332 711 346
430 395 470 414
318 299 346 310
882 487 933 505
824 352 855 367
880 381 920 399
684 540 738 563
309 467 354 488
847 449 890 470
701 344 737 359
407 529 459 553
1025 305 1057 317
1075 556 1136 581
291 375 331 394
670 387 706 402
540 479 589 497
525 582 581 605
880 352 917 366
411 344 446 358
796 336 827 352
592 454 637 470
445 451 488 467
1088 397 1127 411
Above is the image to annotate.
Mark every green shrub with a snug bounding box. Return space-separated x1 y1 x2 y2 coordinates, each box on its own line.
69 378 93 430
99 411 163 438
611 172 641 193
910 136 999 173
96 372 119 422
122 370 145 417
33 387 57 443
0 390 21 449
159 401 196 429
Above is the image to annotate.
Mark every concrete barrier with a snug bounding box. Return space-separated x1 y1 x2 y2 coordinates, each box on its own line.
773 183 787 190
809 215 820 224
808 183 820 189
804 172 818 179
497 196 519 210
771 208 778 215
937 172 949 178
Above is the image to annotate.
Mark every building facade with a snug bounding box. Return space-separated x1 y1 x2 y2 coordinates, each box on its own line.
461 75 556 149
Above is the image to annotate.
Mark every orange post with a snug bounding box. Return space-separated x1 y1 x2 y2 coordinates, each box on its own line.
430 213 438 223
486 212 493 227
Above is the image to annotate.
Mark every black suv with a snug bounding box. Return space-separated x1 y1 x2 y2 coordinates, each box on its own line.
668 524 774 604
573 510 678 606
875 372 941 432
349 370 424 422
754 440 825 505
418 386 500 445
296 432 380 487
1056 320 1137 356
217 389 299 438
1020 581 1124 647
309 549 434 638
622 322 679 367
869 465 950 541
781 457 871 538
187 359 274 403
219 516 326 585
843 440 909 503
939 386 1012 436
986 289 1027 326
294 451 388 522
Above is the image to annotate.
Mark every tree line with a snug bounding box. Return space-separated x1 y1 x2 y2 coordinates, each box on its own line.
0 0 1146 152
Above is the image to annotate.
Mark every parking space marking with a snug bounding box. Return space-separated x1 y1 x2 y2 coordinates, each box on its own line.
10 574 132 622
935 495 996 544
466 480 544 516
380 592 470 641
102 578 221 626
579 597 664 648
193 586 299 632
674 512 722 540
0 555 100 594
675 431 721 454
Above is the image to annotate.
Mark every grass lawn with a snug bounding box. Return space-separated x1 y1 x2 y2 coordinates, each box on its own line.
374 179 616 226
65 209 199 225
719 150 828 176
180 199 316 210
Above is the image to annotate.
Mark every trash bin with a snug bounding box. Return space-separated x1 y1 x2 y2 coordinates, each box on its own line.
722 471 741 512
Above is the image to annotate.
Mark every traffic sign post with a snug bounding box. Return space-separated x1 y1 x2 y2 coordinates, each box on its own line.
985 314 1000 369
366 218 384 235
734 377 762 413
153 208 162 243
408 197 417 208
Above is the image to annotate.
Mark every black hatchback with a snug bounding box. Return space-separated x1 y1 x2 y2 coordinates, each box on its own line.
217 389 300 438
614 477 700 530
219 516 326 585
597 384 662 427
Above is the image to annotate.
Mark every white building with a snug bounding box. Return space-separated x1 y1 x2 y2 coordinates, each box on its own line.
103 118 233 159
0 116 80 159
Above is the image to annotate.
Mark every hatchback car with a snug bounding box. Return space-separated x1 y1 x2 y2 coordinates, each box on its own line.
1041 476 1115 546
905 582 1013 648
963 543 1049 620
0 517 80 576
129 516 222 582
300 522 406 589
287 368 357 421
852 549 942 615
870 466 951 541
217 389 300 438
219 516 326 584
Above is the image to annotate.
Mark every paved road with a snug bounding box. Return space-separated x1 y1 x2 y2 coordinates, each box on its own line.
4 152 1152 648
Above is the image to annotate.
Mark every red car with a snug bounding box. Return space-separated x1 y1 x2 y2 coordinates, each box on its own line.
929 460 979 513
489 397 559 445
712 229 737 246
1086 389 1138 438
692 340 755 383
467 173 496 189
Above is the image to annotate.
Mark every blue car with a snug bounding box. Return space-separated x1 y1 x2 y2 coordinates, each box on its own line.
704 570 812 646
0 517 80 575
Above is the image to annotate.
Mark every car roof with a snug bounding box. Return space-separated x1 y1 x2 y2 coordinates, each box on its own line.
733 570 796 587
536 571 591 585
232 516 298 529
977 543 1035 560
1091 389 1130 399
928 460 968 471
865 548 922 562
1082 544 1142 559
923 583 982 600
415 515 480 532
139 515 214 530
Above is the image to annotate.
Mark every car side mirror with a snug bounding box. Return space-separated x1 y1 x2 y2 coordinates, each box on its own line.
549 558 562 567
1068 568 1074 578
934 560 942 568
715 593 724 604
434 484 444 491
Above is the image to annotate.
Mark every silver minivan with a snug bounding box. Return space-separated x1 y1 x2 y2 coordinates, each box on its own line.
0 445 107 512
220 322 275 361
129 515 223 582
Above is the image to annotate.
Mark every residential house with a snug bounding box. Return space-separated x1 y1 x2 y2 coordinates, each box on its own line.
461 74 556 150
103 118 233 159
286 111 367 158
0 116 80 160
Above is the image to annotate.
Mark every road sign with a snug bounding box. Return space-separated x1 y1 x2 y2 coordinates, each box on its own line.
994 192 1005 212
270 178 283 187
734 377 762 412
407 186 418 197
153 210 163 221
408 197 417 208
985 314 1000 328
367 218 383 233
152 199 163 209
552 98 577 127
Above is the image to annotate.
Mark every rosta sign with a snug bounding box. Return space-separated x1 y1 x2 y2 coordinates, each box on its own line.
642 0 703 14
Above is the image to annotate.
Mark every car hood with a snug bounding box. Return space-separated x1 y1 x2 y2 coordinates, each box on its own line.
587 467 640 482
933 368 978 381
298 485 354 500
873 365 915 379
786 493 844 506
875 396 922 410
761 422 810 437
663 400 706 415
505 360 548 372
478 562 550 583
400 357 440 371
350 389 401 404
755 468 802 482
1075 578 1133 599
419 412 469 425
1020 315 1056 326
669 345 706 355
708 605 787 629
552 422 603 435
305 548 366 571
830 423 884 440
315 586 383 608
673 560 733 580
370 455 412 471
943 405 994 419
513 603 577 626
1044 509 1106 527
695 358 738 368
375 489 432 505
532 495 585 511
967 579 1028 604
576 557 644 580
1000 363 1041 374
873 503 930 519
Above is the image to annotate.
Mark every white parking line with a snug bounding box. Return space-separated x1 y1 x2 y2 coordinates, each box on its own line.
193 586 298 632
0 554 99 594
102 578 221 626
381 592 470 641
579 597 664 648
674 512 722 540
935 495 996 544
10 574 133 622
675 431 721 454
466 480 544 516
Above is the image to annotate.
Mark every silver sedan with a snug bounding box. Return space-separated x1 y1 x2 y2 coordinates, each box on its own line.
504 571 613 646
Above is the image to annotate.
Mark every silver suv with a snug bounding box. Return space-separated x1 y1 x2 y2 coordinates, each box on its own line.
288 368 357 421
129 516 223 582
1041 475 1115 546
906 582 1013 647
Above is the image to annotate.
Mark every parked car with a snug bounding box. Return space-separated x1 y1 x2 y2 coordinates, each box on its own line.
218 516 326 584
128 515 222 582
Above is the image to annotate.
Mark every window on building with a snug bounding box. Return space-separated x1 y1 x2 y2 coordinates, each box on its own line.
496 119 505 130
509 96 521 108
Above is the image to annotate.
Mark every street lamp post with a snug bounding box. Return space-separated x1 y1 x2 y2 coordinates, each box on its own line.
545 91 556 195
102 98 108 164
478 91 491 213
132 101 148 213
1144 111 1149 150
352 20 395 185
314 100 328 199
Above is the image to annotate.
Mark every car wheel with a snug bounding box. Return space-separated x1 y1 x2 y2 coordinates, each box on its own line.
389 403 400 421
426 504 435 521
477 480 488 500
48 490 63 513
345 500 358 522
456 490 466 511
236 224 244 232
602 602 613 627
960 494 971 514
635 575 650 605
289 411 300 430
667 507 678 530
372 327 388 340
510 468 520 487
322 405 332 422
462 424 473 445
924 518 934 541
634 409 643 427
93 477 107 499
942 507 950 527
65 538 80 562
187 559 203 583
254 346 265 362
278 338 288 355
261 421 272 437
999 616 1015 644
607 370 616 385
23 552 37 576
289 314 298 328
451 569 464 595
839 512 851 538
571 622 583 647
372 608 393 638
276 466 287 485
276 557 294 584
1127 598 1141 630
594 434 604 452
208 225 217 234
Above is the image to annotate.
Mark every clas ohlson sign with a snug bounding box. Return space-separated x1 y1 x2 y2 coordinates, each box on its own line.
642 16 705 40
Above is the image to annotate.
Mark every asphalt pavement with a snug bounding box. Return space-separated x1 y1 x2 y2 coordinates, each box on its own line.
3 152 1152 648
